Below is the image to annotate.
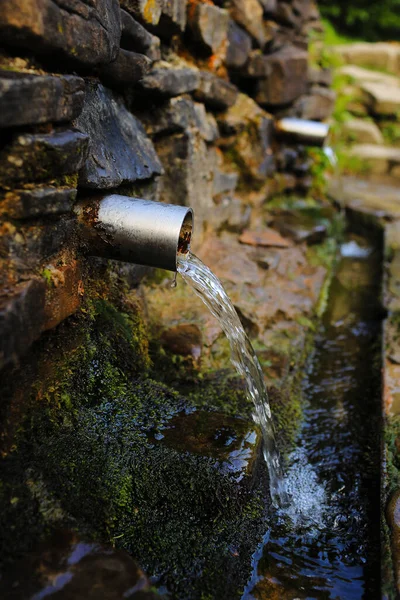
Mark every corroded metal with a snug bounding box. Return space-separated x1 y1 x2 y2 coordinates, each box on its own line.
275 118 329 146
75 195 194 272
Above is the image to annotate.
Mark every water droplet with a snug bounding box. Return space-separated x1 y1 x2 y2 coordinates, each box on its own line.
170 272 178 288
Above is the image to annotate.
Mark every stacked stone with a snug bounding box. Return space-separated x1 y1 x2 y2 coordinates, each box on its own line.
0 0 332 368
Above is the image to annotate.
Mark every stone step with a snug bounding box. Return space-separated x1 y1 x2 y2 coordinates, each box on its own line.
337 64 400 88
348 144 400 176
361 81 400 116
335 42 400 76
341 118 384 145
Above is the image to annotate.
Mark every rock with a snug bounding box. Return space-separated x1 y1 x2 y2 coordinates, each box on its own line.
42 258 84 332
0 0 121 68
139 95 219 142
0 71 85 128
156 411 261 483
156 0 187 36
75 82 162 189
337 65 400 88
212 197 251 233
193 71 238 110
0 130 89 184
329 175 400 221
217 93 275 181
341 118 384 145
155 130 214 239
230 0 267 47
138 67 200 97
120 0 163 26
387 489 400 593
361 82 400 116
187 3 229 56
254 46 308 106
348 144 400 176
213 170 239 197
0 186 77 219
120 9 161 60
160 323 202 359
292 86 336 120
0 529 159 600
308 67 333 87
101 49 152 86
239 228 292 248
335 42 400 76
0 279 46 370
269 210 328 245
226 20 252 69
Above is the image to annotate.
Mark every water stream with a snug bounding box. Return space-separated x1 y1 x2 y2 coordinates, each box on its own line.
177 251 288 507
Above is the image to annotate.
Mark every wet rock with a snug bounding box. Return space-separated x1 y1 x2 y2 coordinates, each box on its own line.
155 129 213 238
239 228 292 248
226 20 252 69
292 86 336 120
138 67 200 97
75 82 162 189
193 71 238 110
361 82 400 116
160 323 202 359
217 93 275 181
0 186 77 219
139 95 219 141
0 0 121 68
341 118 384 145
230 0 267 47
0 529 158 600
199 236 261 285
154 411 261 483
0 279 46 369
0 129 89 184
270 210 328 245
0 71 85 128
187 3 229 56
120 0 163 26
254 46 308 106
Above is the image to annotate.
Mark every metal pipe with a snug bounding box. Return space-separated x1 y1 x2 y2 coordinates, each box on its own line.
75 195 194 272
275 118 330 146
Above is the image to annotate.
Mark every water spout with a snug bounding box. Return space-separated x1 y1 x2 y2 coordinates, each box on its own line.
75 195 193 271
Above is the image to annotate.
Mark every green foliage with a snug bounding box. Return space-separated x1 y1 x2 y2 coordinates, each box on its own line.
319 1 400 42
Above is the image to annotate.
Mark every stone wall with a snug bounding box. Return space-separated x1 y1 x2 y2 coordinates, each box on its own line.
0 0 333 370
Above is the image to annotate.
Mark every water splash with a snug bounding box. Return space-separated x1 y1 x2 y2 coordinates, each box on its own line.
177 251 288 507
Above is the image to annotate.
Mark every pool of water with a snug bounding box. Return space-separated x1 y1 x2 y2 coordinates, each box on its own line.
243 231 383 599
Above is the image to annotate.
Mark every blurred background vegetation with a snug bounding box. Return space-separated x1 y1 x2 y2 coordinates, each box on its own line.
319 0 400 42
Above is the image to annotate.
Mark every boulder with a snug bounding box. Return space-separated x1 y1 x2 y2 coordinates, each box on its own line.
361 82 400 116
226 20 252 69
120 9 161 60
75 82 162 189
100 49 152 86
254 46 308 106
120 0 163 26
187 3 229 56
138 67 200 97
193 71 238 110
0 186 77 219
230 0 267 48
341 119 384 145
0 71 85 127
0 130 89 184
0 0 121 68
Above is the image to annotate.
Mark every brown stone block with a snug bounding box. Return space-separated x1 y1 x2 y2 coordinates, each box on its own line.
193 71 238 110
187 3 229 57
254 46 308 106
226 20 252 69
0 0 121 68
138 67 201 97
230 0 267 48
0 71 85 128
0 186 77 219
42 257 83 332
121 0 163 25
100 49 152 86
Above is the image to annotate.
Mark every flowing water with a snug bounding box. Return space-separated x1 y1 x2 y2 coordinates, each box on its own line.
177 251 288 507
243 232 383 599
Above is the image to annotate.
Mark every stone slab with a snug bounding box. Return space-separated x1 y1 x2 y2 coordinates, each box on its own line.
0 71 85 128
342 118 384 145
254 46 308 106
75 83 162 189
361 82 400 116
0 0 121 68
335 42 400 76
101 49 152 86
226 20 252 69
187 4 229 56
138 67 200 97
0 130 89 184
120 9 161 60
337 65 400 88
292 86 336 120
193 72 238 110
328 175 400 220
0 186 77 219
230 0 267 48
349 144 400 175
